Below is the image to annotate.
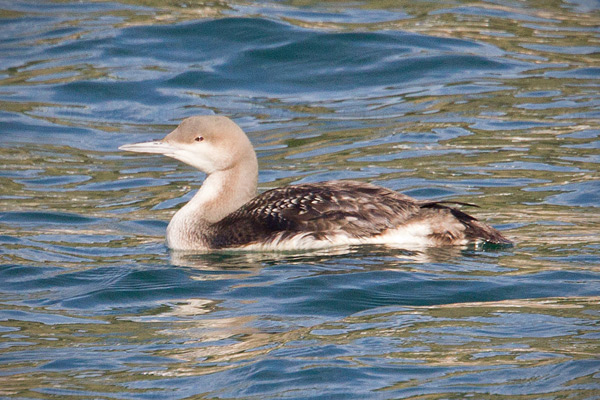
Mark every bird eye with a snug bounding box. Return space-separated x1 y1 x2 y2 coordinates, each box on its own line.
195 136 204 142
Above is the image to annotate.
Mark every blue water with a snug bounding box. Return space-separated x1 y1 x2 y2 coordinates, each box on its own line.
1 1 600 399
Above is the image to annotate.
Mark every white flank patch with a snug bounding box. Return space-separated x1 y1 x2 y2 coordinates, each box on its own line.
368 222 435 246
236 222 439 252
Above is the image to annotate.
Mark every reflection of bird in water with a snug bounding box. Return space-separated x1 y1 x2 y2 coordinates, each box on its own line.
120 116 511 251
169 245 467 270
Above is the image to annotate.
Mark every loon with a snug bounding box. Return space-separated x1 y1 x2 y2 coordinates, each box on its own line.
119 116 511 251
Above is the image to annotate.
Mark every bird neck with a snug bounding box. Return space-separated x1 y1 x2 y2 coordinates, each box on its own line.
190 170 257 224
174 153 258 223
166 162 258 250
165 143 258 250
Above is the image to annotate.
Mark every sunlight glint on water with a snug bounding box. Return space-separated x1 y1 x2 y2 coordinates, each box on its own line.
0 1 599 398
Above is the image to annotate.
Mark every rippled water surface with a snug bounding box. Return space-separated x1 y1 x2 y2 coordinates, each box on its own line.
1 1 599 398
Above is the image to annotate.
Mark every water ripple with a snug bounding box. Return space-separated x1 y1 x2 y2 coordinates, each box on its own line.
0 0 599 398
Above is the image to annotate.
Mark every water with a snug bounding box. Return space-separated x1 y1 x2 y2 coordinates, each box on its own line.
1 0 599 398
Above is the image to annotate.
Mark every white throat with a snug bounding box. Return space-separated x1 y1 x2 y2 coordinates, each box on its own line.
166 155 258 250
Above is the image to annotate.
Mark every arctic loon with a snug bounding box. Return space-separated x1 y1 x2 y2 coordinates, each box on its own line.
119 116 511 251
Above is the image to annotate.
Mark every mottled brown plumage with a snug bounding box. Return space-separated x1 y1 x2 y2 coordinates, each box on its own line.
208 180 511 249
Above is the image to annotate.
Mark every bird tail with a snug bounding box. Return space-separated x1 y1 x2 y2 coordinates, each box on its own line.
449 207 512 245
420 202 512 245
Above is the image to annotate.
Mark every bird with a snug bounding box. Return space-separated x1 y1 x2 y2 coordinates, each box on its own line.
119 116 512 251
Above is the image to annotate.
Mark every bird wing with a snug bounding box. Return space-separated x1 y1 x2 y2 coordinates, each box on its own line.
209 180 422 248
